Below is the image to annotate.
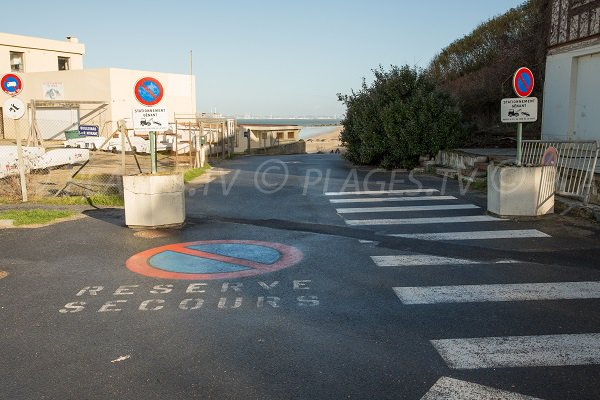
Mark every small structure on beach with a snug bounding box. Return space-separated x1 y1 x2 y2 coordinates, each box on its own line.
235 124 302 153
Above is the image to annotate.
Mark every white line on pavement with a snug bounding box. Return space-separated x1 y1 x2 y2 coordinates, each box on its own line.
325 189 439 196
371 255 518 267
390 229 551 241
329 195 457 204
346 215 502 226
336 204 479 214
431 333 600 369
420 377 543 400
393 281 600 304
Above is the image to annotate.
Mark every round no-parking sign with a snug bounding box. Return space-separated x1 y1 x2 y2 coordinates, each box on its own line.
126 240 303 280
1 74 23 96
513 67 534 98
134 77 164 106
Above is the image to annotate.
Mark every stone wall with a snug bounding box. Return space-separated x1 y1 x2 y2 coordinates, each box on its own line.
248 141 306 156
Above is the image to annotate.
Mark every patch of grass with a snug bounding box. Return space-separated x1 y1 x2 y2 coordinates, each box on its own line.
36 194 124 207
0 194 125 207
73 174 117 182
462 178 487 191
183 164 212 183
0 209 74 226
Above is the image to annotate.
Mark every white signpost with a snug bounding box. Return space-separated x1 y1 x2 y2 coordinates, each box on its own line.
501 97 538 123
132 107 169 132
2 98 26 120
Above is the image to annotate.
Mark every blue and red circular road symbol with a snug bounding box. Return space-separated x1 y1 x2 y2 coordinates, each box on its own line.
513 67 534 98
134 77 164 106
542 146 558 166
126 240 303 280
1 74 23 96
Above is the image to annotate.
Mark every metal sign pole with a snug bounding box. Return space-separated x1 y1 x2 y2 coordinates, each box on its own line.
149 131 157 174
119 121 126 175
516 122 523 166
15 127 28 202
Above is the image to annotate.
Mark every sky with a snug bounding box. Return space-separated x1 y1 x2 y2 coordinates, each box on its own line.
4 0 526 117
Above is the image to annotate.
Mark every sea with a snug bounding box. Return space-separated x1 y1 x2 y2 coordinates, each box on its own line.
236 119 342 139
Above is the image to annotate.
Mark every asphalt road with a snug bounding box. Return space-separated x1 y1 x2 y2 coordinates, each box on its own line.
1 153 599 399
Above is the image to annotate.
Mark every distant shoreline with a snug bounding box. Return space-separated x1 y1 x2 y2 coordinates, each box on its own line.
304 126 344 154
237 118 341 127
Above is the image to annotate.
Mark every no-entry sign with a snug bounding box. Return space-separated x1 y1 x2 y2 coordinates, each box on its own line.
134 77 164 106
513 67 534 98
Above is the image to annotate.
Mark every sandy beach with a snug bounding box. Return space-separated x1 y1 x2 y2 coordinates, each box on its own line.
303 126 344 154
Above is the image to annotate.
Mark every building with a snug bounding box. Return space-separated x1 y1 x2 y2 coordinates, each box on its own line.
542 0 600 141
1 32 195 141
1 32 84 74
235 124 302 153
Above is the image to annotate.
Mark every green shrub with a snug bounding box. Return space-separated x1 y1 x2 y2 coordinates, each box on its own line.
338 65 465 169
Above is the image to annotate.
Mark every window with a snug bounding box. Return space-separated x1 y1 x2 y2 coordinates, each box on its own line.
58 57 70 71
277 132 284 139
287 131 295 139
10 52 24 72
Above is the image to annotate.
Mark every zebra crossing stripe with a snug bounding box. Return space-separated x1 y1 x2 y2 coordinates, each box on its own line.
390 229 550 241
346 215 502 226
329 195 457 204
393 281 600 304
421 377 543 400
431 333 600 369
336 204 479 214
371 255 517 267
325 189 439 196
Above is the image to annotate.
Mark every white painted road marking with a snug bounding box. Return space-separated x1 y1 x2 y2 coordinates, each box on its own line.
329 195 457 204
390 229 550 241
325 189 439 196
111 355 131 364
393 281 600 304
431 333 600 369
336 204 479 214
371 255 517 267
421 377 543 400
346 215 502 226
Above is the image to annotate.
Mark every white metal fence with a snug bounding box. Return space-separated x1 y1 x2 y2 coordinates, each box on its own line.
521 140 600 204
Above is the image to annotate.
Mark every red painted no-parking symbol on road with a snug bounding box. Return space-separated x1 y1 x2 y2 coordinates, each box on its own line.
126 240 303 280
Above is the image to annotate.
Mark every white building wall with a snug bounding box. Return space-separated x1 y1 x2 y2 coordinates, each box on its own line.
1 68 196 140
542 42 600 141
108 68 196 127
0 32 85 74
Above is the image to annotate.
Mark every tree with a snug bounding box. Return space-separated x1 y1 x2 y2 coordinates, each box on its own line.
338 65 464 169
427 0 550 134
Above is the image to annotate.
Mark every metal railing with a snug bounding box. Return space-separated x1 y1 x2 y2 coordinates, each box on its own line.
522 140 600 204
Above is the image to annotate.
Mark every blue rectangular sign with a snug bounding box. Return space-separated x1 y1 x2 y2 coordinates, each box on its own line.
78 125 99 137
